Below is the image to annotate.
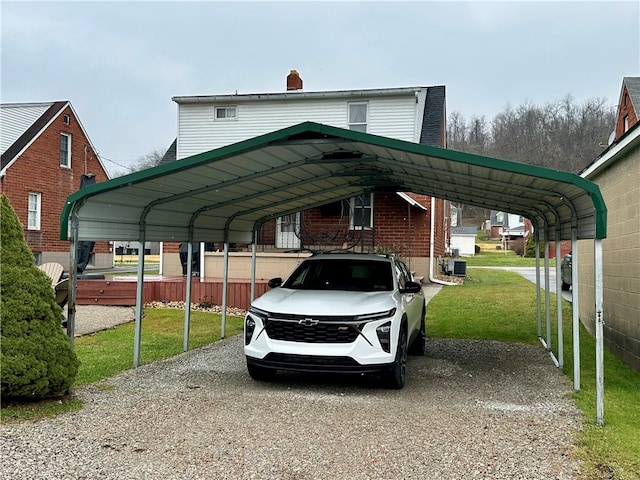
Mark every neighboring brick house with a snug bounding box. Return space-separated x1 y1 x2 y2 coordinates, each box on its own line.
161 71 449 280
0 101 111 269
577 77 640 372
615 76 640 139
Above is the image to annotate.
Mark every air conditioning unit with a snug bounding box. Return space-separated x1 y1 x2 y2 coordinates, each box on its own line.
447 259 467 277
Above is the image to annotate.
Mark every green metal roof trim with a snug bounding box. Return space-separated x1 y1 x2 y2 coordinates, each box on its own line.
61 121 607 243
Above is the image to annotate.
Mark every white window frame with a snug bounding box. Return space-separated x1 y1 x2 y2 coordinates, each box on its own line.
60 132 71 168
28 192 41 230
214 106 237 121
348 102 368 132
349 193 373 230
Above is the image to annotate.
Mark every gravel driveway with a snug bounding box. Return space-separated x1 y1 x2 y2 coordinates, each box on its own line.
1 333 582 479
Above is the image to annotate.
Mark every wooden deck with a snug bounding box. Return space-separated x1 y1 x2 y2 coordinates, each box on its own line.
76 275 269 310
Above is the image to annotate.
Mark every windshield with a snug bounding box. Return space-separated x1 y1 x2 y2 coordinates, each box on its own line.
283 259 393 292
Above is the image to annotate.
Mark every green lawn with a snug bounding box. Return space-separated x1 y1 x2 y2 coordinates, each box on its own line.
74 309 244 385
463 248 556 267
427 267 640 480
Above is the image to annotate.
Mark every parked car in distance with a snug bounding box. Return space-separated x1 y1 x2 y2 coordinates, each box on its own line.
561 252 572 291
244 253 426 388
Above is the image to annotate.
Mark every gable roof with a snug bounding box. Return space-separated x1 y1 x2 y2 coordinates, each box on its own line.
0 101 109 177
420 86 446 147
61 122 607 244
159 139 177 165
622 76 640 114
1 101 68 171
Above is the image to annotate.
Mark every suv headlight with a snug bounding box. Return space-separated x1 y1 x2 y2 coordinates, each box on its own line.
356 308 396 322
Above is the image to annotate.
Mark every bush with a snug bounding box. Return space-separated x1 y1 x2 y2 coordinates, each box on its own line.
525 235 542 258
511 237 525 256
1 195 79 399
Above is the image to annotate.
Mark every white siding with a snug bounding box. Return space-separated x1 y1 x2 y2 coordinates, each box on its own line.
177 94 422 159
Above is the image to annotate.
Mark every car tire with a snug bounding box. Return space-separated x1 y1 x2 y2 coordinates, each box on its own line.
247 361 277 381
408 306 426 356
561 281 570 291
386 326 407 389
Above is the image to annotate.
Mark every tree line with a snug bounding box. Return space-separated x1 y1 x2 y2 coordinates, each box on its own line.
447 95 616 173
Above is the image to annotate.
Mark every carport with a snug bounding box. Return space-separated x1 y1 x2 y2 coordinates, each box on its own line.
61 122 607 423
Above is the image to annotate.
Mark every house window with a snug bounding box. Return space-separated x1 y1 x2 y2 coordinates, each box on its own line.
60 133 71 167
348 102 368 132
624 115 629 132
28 192 41 230
350 193 373 229
215 106 237 120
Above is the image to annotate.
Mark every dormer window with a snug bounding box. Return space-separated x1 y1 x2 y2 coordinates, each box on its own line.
215 106 237 120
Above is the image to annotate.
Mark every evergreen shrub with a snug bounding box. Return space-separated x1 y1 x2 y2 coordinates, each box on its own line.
1 195 79 399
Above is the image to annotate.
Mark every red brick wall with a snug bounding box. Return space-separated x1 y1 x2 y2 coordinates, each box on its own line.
0 105 110 257
373 193 431 257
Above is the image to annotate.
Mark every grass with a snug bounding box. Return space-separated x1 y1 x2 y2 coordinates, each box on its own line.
464 241 556 267
0 309 244 422
74 309 243 385
427 267 640 480
113 254 160 267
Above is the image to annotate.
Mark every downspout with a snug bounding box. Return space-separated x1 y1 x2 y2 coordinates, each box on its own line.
429 197 458 286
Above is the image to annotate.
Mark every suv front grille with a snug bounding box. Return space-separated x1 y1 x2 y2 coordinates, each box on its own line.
264 315 360 343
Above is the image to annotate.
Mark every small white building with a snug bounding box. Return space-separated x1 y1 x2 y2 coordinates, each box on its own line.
449 226 477 256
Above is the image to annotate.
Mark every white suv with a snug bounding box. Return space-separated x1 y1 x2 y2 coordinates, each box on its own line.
244 253 426 388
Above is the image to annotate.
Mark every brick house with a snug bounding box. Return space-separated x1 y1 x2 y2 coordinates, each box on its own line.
160 71 449 280
577 77 640 371
0 101 111 269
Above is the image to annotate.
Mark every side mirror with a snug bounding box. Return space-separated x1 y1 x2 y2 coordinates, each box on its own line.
268 277 283 288
400 281 422 294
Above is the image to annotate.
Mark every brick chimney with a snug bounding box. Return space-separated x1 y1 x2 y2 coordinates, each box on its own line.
286 70 303 91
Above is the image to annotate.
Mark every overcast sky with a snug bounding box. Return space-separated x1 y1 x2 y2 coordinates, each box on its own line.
2 1 638 176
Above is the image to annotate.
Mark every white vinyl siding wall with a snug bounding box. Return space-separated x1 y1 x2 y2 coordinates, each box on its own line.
176 95 421 159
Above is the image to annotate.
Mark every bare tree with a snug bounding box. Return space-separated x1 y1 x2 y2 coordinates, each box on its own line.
130 147 167 172
109 147 168 177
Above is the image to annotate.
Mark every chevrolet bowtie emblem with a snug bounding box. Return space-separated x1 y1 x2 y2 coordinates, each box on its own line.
299 318 319 326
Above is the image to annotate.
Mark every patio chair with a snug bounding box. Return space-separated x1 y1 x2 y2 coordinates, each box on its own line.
38 262 64 288
37 262 69 308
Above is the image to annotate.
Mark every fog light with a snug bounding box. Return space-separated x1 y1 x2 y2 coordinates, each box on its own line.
376 321 392 353
245 316 256 345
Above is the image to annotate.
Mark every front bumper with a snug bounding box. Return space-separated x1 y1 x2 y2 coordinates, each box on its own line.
244 311 400 373
247 352 395 374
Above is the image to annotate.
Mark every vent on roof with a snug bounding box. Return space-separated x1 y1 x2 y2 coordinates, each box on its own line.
63 114 70 125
